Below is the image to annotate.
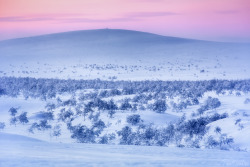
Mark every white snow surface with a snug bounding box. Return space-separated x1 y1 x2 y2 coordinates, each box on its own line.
0 133 250 167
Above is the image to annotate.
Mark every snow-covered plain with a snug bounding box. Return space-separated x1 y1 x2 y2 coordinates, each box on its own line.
0 29 250 80
1 133 250 167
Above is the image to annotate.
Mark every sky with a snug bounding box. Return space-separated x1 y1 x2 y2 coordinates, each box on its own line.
0 0 250 42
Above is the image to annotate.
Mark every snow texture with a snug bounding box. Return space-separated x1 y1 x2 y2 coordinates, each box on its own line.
0 133 250 167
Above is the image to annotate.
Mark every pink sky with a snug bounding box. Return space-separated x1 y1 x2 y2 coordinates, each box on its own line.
0 0 250 42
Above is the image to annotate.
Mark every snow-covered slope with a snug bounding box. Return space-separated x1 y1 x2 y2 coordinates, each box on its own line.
1 133 250 167
0 29 249 80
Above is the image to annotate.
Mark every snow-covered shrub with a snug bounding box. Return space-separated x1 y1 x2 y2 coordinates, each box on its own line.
235 119 241 125
127 114 141 125
206 133 234 150
244 98 250 104
197 97 221 115
99 133 116 144
99 135 109 144
92 120 106 136
71 125 96 143
131 104 138 112
0 122 5 130
120 99 132 110
236 92 241 96
153 100 167 113
88 112 100 122
206 97 221 109
189 139 200 148
0 88 5 96
62 97 77 107
197 107 205 115
191 98 199 105
8 107 18 116
29 120 52 133
209 113 228 122
38 120 52 130
108 110 116 118
243 112 249 117
139 105 146 111
78 93 86 101
58 108 74 122
45 103 56 111
159 124 175 145
66 122 74 132
171 101 188 112
85 92 98 99
10 117 18 126
205 97 221 109
122 87 134 95
143 126 157 143
220 113 228 119
214 126 221 134
118 126 136 145
206 136 219 148
83 105 93 120
92 98 106 110
52 125 61 138
219 134 234 150
238 123 244 130
108 89 121 96
179 117 209 137
107 99 118 110
98 90 108 98
18 112 29 124
132 94 147 103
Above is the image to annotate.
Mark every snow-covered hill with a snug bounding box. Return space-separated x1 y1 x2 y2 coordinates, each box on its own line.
0 29 249 80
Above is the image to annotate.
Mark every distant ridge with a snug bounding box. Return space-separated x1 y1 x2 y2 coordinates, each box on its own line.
0 29 200 43
0 29 211 63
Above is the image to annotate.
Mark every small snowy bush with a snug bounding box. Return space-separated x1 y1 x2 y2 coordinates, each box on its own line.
10 117 18 125
71 125 96 143
0 122 5 130
197 97 221 114
52 125 61 138
8 107 18 116
58 108 74 122
118 126 135 145
153 100 167 113
45 103 56 111
120 99 132 110
127 114 141 125
244 98 250 104
18 112 29 124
